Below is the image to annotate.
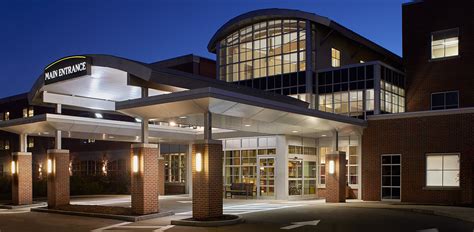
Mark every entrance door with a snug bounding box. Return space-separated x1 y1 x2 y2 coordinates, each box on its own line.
257 157 275 197
381 154 401 201
288 159 303 197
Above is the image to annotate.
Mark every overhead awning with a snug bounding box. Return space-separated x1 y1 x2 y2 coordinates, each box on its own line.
116 87 366 138
0 114 263 143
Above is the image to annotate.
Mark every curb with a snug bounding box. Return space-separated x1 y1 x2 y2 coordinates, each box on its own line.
0 202 47 209
345 205 474 224
171 215 244 227
31 207 174 222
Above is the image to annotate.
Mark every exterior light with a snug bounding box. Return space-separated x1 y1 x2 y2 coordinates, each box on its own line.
169 121 177 126
329 160 335 175
95 113 103 119
135 118 142 122
47 159 53 174
244 124 251 127
132 155 139 173
11 161 17 174
195 152 202 172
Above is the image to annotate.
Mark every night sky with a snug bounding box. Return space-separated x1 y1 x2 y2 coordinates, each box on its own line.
0 0 408 98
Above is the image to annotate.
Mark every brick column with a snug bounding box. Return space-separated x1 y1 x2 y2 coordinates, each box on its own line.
192 141 223 220
325 151 346 203
11 152 33 205
158 157 165 196
131 143 159 215
47 149 70 208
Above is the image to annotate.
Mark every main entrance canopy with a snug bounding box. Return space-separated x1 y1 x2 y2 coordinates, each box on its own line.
1 54 365 142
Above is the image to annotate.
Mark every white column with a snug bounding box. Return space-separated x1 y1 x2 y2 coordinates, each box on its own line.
275 135 288 200
141 118 149 144
19 134 27 153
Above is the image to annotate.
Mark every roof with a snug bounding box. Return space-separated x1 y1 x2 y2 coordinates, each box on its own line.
207 8 402 65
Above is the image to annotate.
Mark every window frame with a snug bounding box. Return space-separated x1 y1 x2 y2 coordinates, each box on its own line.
430 90 459 110
425 153 461 189
331 48 341 67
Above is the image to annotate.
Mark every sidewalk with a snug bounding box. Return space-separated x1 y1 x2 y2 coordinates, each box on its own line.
341 200 474 223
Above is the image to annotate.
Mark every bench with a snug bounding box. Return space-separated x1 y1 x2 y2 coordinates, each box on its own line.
225 183 255 199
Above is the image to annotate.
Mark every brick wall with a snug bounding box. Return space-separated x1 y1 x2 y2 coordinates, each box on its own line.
47 150 70 208
192 142 223 220
131 144 159 215
12 152 32 205
362 112 474 204
325 152 346 203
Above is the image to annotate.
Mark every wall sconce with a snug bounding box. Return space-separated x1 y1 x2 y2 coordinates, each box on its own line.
195 152 202 172
11 160 17 174
47 159 53 174
132 155 139 173
329 160 335 175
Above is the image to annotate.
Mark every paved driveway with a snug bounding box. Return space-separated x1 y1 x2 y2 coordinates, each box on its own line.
0 195 472 232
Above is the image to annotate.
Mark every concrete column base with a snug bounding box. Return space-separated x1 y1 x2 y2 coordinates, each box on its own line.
131 143 159 215
325 151 346 203
11 152 33 205
192 141 223 220
47 149 70 208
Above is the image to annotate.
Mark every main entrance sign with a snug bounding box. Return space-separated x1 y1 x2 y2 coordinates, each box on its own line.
44 56 91 85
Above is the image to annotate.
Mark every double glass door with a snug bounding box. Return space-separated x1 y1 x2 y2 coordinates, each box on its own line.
257 157 275 197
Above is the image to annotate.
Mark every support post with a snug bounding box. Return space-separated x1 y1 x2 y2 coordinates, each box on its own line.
192 140 223 220
47 149 70 208
11 145 32 205
325 151 346 203
131 143 159 215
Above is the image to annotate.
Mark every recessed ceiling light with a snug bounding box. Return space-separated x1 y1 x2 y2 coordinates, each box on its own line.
169 121 177 126
109 136 115 139
321 134 327 137
244 124 251 127
292 130 298 133
179 116 187 119
95 113 103 119
135 118 142 122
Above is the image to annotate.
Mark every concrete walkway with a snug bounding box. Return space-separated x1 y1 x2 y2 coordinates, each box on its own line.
341 200 474 223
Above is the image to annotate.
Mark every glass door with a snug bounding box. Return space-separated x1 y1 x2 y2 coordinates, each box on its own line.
257 157 275 197
381 154 401 201
288 159 303 196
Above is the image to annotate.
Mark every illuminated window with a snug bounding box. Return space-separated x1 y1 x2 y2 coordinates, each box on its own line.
331 48 340 67
426 153 460 187
431 28 459 59
23 107 34 118
28 137 34 148
3 112 10 121
0 140 10 150
163 153 186 183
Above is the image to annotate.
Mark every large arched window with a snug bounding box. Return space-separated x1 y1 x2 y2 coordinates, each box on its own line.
218 19 307 82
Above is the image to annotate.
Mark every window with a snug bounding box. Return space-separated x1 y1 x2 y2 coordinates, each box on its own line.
0 140 10 150
318 147 331 186
163 153 186 183
28 137 34 148
23 107 34 118
331 48 340 67
381 154 401 200
431 28 459 59
3 112 10 121
431 91 459 110
426 153 460 187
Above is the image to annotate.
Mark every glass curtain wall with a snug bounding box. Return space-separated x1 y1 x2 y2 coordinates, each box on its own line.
380 66 405 114
317 65 374 119
318 146 359 187
218 19 307 96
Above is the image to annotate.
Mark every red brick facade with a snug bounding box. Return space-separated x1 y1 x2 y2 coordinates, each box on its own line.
362 112 474 204
47 149 70 208
192 142 223 220
325 152 346 203
130 144 160 215
11 152 33 205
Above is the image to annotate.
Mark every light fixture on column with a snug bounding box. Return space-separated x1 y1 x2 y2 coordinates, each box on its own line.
196 152 202 172
329 160 335 175
47 158 53 174
132 155 139 173
11 160 17 174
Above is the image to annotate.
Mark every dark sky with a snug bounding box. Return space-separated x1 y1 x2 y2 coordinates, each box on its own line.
0 0 408 98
